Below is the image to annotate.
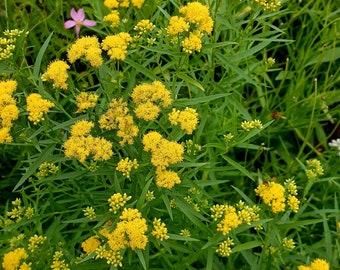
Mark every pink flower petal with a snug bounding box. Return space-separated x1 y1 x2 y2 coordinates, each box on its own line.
83 19 96 27
64 20 76 29
70 8 79 21
76 8 85 22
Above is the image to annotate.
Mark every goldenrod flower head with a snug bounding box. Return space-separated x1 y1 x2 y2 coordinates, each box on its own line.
254 0 281 11
0 127 13 144
41 60 70 89
287 195 300 213
108 208 148 251
24 207 34 219
67 36 103 67
210 204 226 221
134 101 160 121
37 161 58 178
102 32 132 61
116 158 138 178
236 201 260 225
2 248 28 270
134 19 155 35
142 131 184 169
179 2 214 34
101 249 123 267
255 182 286 213
167 16 190 36
298 258 330 270
81 236 101 254
216 205 242 235
155 168 181 189
223 133 234 143
104 10 120 28
28 234 47 252
0 29 27 60
83 206 96 220
75 92 99 113
168 107 199 134
132 81 172 120
131 0 145 8
241 119 263 131
145 190 155 201
26 93 54 125
0 80 19 142
152 218 169 241
51 251 69 270
70 120 94 137
305 159 324 179
104 0 129 8
282 237 295 249
266 57 276 67
216 238 234 257
108 193 132 214
99 98 129 130
180 229 191 237
63 121 113 162
0 79 17 95
182 32 202 54
116 115 139 146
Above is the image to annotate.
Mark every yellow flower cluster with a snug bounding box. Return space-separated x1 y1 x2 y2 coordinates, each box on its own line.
212 201 260 236
83 206 96 220
5 198 34 224
108 192 132 214
104 10 120 28
298 258 330 270
26 93 54 125
63 120 113 163
134 19 155 35
102 32 132 61
216 237 234 257
75 92 99 113
216 205 242 235
104 0 145 9
155 168 181 189
82 236 101 254
168 107 199 134
254 0 281 11
116 158 138 178
167 2 214 54
142 131 184 189
255 179 300 213
151 218 169 241
27 235 46 252
36 161 58 178
131 81 172 121
50 251 69 270
2 248 28 270
41 60 70 89
282 237 295 250
0 80 19 144
305 159 324 179
99 98 139 145
0 29 27 60
241 119 263 131
9 234 25 248
107 208 148 251
67 36 103 67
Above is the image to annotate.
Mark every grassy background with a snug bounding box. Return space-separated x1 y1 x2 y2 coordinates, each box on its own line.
1 0 340 269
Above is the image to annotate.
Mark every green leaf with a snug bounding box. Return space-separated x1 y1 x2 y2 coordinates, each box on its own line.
13 144 56 191
232 241 262 253
33 32 53 81
221 155 255 181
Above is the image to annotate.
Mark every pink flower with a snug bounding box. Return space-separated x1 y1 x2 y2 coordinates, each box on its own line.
64 8 96 38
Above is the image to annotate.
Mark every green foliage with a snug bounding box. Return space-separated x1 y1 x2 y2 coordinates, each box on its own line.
1 0 340 269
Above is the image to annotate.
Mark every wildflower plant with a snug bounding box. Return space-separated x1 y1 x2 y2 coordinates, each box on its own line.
0 0 340 269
